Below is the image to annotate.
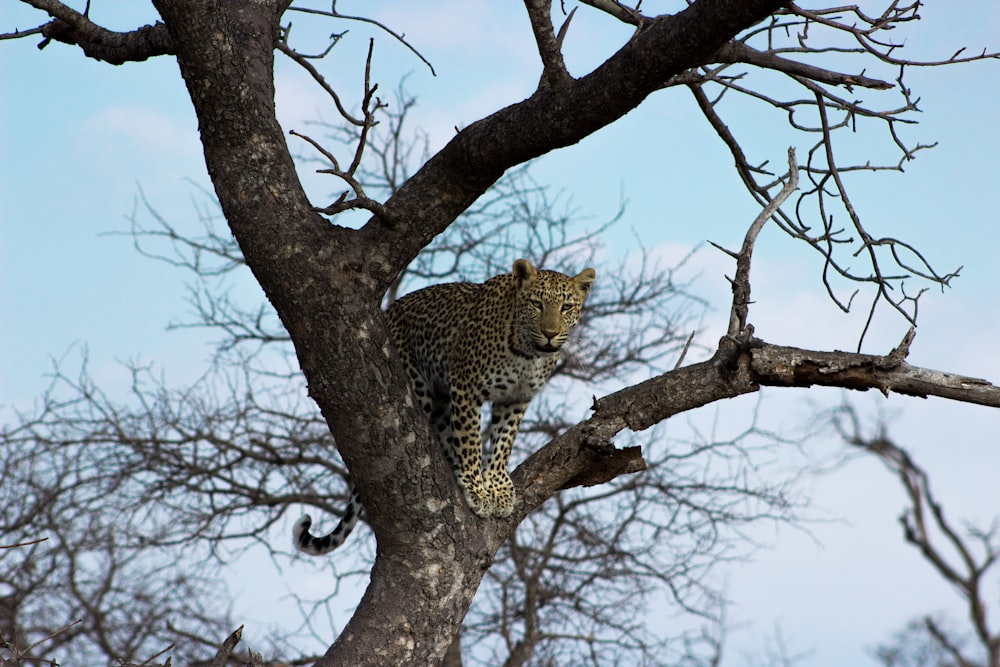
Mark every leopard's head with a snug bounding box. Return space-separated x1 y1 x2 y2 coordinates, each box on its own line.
511 258 596 355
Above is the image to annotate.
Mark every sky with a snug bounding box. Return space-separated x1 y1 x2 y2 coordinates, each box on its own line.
2 2 1000 666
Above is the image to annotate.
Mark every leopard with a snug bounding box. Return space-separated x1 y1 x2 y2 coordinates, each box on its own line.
293 259 596 556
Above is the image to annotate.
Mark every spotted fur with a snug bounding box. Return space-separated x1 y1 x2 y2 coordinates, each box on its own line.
293 259 596 554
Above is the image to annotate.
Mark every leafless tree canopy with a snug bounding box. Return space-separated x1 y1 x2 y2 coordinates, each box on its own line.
831 406 1000 667
3 2 999 666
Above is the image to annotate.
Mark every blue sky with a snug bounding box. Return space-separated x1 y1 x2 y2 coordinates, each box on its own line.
3 2 1000 665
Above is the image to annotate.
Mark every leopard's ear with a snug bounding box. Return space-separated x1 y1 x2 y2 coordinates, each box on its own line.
513 258 538 285
574 268 596 294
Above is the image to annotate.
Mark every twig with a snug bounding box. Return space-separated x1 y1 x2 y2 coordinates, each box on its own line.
276 40 364 127
286 1 436 75
21 619 82 655
726 147 799 337
209 626 243 667
716 41 893 90
684 4 975 340
0 537 49 549
674 331 696 370
138 643 176 666
287 42 395 225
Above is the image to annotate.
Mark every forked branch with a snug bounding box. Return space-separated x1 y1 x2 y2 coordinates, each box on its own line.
288 41 396 224
286 1 435 75
523 0 573 88
678 2 991 345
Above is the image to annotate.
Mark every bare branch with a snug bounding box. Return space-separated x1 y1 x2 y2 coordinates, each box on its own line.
716 41 894 90
787 3 1000 68
275 39 364 127
835 408 1000 667
209 626 243 667
286 1 435 75
17 0 173 63
523 0 572 88
750 341 1000 407
576 0 651 28
680 4 982 339
287 41 397 224
604 331 995 440
725 147 799 337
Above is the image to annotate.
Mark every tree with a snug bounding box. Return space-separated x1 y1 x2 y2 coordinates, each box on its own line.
831 405 1000 667
3 106 786 665
3 2 999 666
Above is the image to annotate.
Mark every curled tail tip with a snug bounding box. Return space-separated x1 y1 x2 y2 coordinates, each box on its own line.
292 514 314 551
291 491 361 556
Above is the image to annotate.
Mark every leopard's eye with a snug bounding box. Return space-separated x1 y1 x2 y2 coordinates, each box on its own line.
530 299 544 310
560 303 574 313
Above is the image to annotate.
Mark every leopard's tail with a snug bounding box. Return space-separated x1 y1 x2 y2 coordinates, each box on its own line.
293 487 362 556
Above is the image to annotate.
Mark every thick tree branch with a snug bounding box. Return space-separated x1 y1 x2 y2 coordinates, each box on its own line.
366 0 790 288
513 331 1000 522
749 342 1000 406
511 350 750 521
22 0 174 63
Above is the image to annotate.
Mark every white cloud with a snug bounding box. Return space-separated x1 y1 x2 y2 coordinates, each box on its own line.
87 105 199 157
373 0 534 59
275 66 341 135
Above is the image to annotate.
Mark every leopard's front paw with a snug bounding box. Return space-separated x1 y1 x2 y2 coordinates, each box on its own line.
458 476 494 517
487 472 515 518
